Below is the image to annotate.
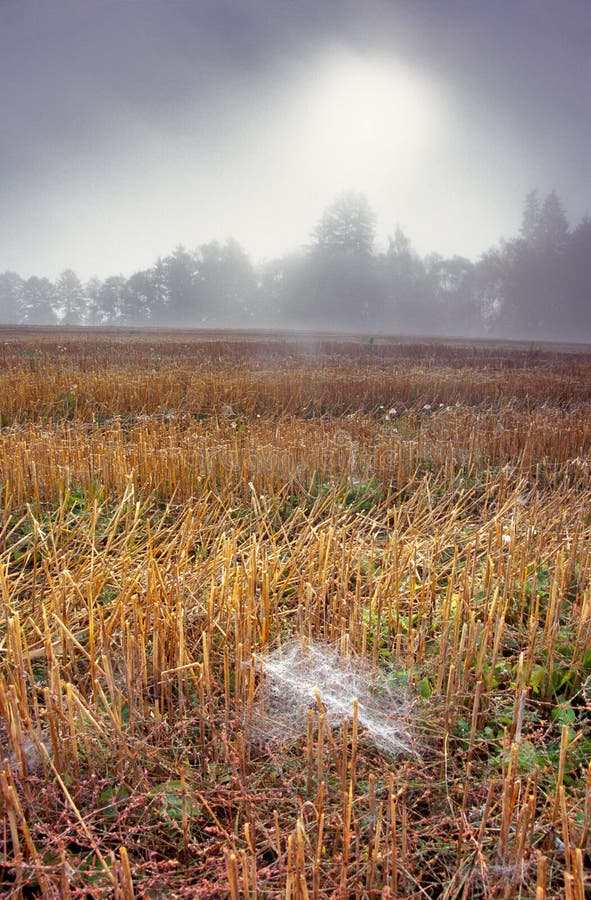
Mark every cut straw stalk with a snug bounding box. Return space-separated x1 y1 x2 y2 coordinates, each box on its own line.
1 336 591 897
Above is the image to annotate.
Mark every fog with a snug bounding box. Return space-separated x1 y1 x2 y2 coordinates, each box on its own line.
1 0 590 340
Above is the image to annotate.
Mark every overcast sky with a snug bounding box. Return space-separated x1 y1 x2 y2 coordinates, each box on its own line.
1 0 590 280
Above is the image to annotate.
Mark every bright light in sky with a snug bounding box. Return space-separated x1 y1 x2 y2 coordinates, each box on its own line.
303 50 440 183
0 43 517 279
1 0 588 283
205 48 451 263
89 49 451 275
270 48 446 205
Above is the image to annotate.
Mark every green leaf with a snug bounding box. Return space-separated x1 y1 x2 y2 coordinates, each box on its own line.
529 664 546 694
98 784 131 820
499 740 540 773
417 676 432 699
551 702 576 725
515 741 540 773
150 779 201 822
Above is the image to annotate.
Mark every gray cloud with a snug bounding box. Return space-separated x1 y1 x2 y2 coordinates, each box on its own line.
1 0 589 278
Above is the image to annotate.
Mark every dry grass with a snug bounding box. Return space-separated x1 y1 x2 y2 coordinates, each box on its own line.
0 329 590 898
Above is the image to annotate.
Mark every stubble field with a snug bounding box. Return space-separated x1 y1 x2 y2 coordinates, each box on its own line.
0 329 590 898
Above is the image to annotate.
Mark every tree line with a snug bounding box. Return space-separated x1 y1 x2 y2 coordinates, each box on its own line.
1 189 589 339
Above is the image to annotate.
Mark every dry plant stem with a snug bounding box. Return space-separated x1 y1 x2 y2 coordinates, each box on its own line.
390 793 398 896
581 762 591 849
118 846 135 900
226 852 240 900
1 334 590 897
39 741 115 885
552 726 570 825
340 779 353 893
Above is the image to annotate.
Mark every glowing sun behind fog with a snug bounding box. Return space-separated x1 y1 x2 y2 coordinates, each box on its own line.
11 45 454 278
286 49 447 191
192 47 452 264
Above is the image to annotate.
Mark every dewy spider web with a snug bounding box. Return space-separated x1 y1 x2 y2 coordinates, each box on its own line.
248 640 414 756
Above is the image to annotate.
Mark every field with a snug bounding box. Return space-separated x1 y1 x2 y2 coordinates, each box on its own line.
0 328 590 898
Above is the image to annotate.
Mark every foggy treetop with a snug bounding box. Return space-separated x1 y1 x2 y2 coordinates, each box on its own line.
1 0 590 282
1 190 590 342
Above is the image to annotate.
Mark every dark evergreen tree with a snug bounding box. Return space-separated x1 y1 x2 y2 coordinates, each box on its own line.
489 190 571 337
306 192 380 330
520 189 541 246
538 191 569 255
563 216 591 339
312 191 376 256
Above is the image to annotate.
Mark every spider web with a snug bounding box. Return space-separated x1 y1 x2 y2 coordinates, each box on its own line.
247 639 415 756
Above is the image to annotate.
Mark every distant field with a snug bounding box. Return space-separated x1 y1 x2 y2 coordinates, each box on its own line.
0 329 590 898
1 323 590 352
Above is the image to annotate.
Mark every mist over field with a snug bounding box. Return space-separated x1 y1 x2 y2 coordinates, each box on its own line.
1 0 590 340
2 3 591 887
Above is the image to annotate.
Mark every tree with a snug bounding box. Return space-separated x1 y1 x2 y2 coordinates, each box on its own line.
520 189 541 246
20 276 57 324
161 246 199 325
96 275 127 325
312 191 376 256
84 277 103 325
147 259 171 326
0 271 24 323
474 249 506 333
379 226 429 332
124 269 163 324
267 251 318 329
306 193 380 330
426 255 478 336
388 225 412 260
55 269 86 324
537 191 569 255
563 216 591 338
520 189 569 254
195 239 256 325
489 191 571 337
256 257 288 326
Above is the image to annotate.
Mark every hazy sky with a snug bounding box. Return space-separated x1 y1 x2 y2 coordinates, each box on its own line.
1 0 590 280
